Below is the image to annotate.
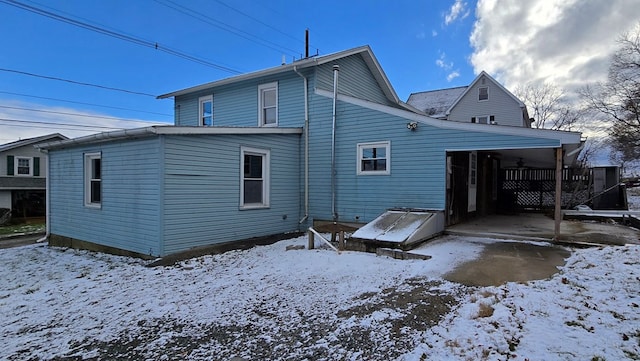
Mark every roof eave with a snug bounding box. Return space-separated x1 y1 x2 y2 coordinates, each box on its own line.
157 45 376 99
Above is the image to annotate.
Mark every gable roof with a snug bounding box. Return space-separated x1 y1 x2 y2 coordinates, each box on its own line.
406 86 467 118
0 133 68 153
157 45 402 106
445 71 525 115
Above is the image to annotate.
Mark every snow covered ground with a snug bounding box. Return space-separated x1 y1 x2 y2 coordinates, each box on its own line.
1 236 639 360
628 187 640 210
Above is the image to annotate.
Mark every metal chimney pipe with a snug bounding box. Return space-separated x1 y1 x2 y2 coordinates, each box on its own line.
305 29 309 58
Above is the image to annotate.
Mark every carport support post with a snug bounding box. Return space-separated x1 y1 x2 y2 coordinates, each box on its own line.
554 147 563 241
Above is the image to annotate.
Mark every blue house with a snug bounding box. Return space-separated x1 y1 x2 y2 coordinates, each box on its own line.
38 46 583 257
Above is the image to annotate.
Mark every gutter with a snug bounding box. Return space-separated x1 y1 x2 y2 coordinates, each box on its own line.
331 65 339 222
293 65 309 224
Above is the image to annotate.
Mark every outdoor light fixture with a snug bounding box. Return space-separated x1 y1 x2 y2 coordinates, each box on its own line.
407 121 418 131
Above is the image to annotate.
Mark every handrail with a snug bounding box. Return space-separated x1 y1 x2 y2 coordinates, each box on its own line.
308 227 340 253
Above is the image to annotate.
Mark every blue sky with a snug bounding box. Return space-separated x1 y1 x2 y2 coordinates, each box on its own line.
1 0 639 145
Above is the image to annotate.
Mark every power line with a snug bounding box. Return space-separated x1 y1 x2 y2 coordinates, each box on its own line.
0 117 128 130
213 0 310 48
0 0 242 74
0 90 172 117
154 0 300 56
0 105 169 124
0 68 157 98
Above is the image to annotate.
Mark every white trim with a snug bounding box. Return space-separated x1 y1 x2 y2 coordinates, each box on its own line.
258 82 278 127
198 95 213 126
14 156 33 176
357 141 390 175
84 152 101 209
240 146 270 209
314 88 581 145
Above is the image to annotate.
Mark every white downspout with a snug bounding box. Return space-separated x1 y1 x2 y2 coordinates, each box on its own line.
36 149 49 243
331 65 339 222
294 65 309 224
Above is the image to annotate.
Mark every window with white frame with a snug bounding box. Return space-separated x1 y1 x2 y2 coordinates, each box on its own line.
84 152 102 207
240 147 270 208
478 86 489 101
357 141 390 175
258 82 277 126
199 95 213 126
15 157 32 176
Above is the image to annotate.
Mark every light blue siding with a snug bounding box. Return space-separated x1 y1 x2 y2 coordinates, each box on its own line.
161 134 301 254
315 54 392 106
49 138 162 256
307 98 562 223
174 73 305 127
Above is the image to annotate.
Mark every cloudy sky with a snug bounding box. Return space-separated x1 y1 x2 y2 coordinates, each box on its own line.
0 0 638 145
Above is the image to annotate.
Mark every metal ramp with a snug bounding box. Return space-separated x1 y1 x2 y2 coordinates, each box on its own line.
351 209 444 250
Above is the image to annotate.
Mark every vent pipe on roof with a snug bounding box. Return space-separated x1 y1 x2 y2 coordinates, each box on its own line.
332 64 340 222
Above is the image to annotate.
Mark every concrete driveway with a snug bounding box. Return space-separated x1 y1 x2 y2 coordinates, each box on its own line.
442 240 571 286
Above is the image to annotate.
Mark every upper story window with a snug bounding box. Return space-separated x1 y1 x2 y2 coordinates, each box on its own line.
258 82 278 126
240 146 270 209
199 95 213 126
16 157 32 176
84 152 102 208
6 155 39 177
478 87 489 101
357 141 390 175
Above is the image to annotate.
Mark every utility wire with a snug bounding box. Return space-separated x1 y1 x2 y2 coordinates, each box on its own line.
0 117 128 130
0 90 172 117
154 0 299 56
0 68 157 97
213 0 314 49
0 105 169 124
0 0 242 74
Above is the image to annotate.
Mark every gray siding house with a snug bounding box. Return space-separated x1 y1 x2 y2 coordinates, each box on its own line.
39 46 583 257
407 71 531 127
0 133 67 221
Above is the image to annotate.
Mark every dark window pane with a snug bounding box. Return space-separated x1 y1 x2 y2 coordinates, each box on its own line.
244 180 262 204
91 181 101 203
244 155 262 178
362 159 386 171
92 159 101 179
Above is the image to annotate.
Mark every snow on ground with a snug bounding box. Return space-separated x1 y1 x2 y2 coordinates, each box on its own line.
1 236 639 360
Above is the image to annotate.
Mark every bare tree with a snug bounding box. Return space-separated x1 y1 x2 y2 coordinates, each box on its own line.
581 23 640 164
514 82 579 130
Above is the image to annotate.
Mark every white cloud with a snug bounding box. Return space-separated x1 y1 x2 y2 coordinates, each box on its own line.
447 71 461 82
445 0 470 26
469 0 640 93
435 52 454 70
432 29 438 37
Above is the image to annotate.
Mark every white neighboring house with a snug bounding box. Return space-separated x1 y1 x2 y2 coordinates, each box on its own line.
407 71 531 127
0 133 67 221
